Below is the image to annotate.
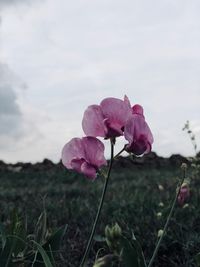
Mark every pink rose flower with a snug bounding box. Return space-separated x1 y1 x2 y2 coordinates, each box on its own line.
178 184 190 206
62 136 107 179
124 104 153 156
82 96 132 138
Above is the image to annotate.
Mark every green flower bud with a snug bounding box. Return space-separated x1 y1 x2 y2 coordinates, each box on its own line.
105 223 122 254
157 229 164 238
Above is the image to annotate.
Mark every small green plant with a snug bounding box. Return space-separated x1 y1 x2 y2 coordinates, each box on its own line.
0 208 67 266
183 121 200 264
93 223 146 267
183 120 200 180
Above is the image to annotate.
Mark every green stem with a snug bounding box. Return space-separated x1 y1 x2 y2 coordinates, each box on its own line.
148 167 186 267
114 147 125 159
79 139 114 267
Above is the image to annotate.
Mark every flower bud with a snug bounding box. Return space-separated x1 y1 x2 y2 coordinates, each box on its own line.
158 202 164 207
105 223 122 241
105 223 122 253
158 184 164 191
157 229 164 238
156 212 162 218
181 163 188 170
178 183 190 206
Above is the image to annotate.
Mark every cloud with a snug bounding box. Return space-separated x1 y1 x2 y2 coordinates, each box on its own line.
0 0 34 8
0 0 44 156
0 63 22 135
0 0 32 137
0 63 44 158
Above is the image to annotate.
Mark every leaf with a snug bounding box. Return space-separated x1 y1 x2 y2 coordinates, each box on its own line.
31 224 68 265
43 224 68 254
32 240 54 267
0 235 26 267
119 235 147 267
34 210 47 245
94 235 106 242
131 232 147 267
195 252 200 266
0 223 6 250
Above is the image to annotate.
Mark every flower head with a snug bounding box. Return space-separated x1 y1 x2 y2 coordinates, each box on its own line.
82 96 132 138
62 136 107 179
124 104 153 156
178 183 190 206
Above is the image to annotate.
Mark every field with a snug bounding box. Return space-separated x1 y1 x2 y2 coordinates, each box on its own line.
0 153 200 267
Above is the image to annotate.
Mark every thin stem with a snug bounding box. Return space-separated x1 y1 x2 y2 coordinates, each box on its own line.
148 167 186 267
79 139 114 267
114 147 125 159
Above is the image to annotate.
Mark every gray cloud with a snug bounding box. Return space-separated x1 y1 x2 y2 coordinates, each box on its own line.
0 0 40 137
0 63 22 135
0 0 32 7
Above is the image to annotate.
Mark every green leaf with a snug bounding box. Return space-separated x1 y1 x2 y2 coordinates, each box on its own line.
119 235 147 267
94 235 106 242
0 223 6 250
0 235 26 267
32 224 68 265
195 252 200 266
32 240 54 267
131 232 147 267
43 224 68 254
34 210 47 245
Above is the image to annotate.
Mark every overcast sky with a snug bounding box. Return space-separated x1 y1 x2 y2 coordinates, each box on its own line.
0 0 200 163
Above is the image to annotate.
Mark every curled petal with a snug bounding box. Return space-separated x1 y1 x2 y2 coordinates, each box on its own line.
62 138 84 169
103 119 123 138
81 162 97 179
124 114 153 156
132 104 144 116
82 137 107 168
71 158 85 173
124 95 132 108
100 97 132 135
126 135 149 155
82 105 107 137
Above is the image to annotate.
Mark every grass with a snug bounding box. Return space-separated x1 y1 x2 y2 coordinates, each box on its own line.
0 156 200 266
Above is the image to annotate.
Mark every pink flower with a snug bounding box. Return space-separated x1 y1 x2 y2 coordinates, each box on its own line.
124 104 153 156
178 184 190 206
82 96 132 138
62 136 107 179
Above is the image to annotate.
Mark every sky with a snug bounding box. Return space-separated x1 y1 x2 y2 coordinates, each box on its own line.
0 0 200 163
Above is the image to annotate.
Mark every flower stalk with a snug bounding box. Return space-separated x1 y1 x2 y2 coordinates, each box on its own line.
147 164 187 267
79 139 115 267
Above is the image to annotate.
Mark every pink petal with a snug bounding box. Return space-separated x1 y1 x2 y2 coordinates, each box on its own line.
100 97 132 134
71 158 85 173
124 116 135 145
127 135 148 155
61 138 85 169
82 137 107 168
82 105 107 137
81 162 97 179
124 114 153 155
132 104 144 116
125 114 153 142
124 95 132 108
103 119 123 137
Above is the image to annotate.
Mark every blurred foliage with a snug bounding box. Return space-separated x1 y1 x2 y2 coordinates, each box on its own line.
0 206 67 266
0 155 199 266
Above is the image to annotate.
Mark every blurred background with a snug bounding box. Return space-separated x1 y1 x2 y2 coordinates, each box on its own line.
0 0 200 163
